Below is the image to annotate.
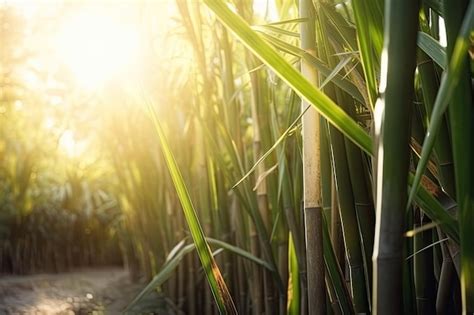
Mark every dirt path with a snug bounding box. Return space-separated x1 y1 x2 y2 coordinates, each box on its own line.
0 267 145 315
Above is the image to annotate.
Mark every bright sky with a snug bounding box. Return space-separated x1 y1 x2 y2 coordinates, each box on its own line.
54 8 141 89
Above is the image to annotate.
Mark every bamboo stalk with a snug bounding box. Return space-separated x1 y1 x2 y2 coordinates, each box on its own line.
299 0 326 313
326 122 369 313
416 48 460 314
372 1 420 313
330 169 344 269
403 208 416 315
249 59 277 315
435 232 457 314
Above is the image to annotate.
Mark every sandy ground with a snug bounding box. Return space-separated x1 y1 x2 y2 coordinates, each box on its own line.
0 267 145 315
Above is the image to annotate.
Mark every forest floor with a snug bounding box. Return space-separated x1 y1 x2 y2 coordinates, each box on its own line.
0 267 144 315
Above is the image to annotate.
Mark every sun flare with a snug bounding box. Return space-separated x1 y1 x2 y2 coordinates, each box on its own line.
58 130 77 158
54 10 141 89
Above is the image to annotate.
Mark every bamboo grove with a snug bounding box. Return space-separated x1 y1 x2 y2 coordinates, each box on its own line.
124 0 474 313
0 0 473 314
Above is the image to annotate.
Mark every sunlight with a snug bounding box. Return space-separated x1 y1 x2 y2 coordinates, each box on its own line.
58 130 79 158
2 1 473 313
253 0 279 21
44 116 55 129
54 9 141 90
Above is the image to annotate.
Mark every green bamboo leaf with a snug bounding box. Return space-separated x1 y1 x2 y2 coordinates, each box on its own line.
206 237 275 271
258 32 366 104
423 0 444 16
233 55 351 189
351 0 384 108
203 0 459 245
416 49 456 197
322 214 354 314
203 0 372 155
124 238 274 313
417 32 447 69
287 236 300 315
123 243 195 314
443 0 474 310
319 3 358 52
405 222 438 238
407 4 474 209
406 237 449 261
409 174 459 244
143 98 237 314
252 25 300 38
262 17 308 26
320 55 353 88
165 238 187 261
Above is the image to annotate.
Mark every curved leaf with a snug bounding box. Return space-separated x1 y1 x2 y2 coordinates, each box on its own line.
417 32 446 69
203 0 372 154
144 97 237 314
407 4 474 209
124 238 274 312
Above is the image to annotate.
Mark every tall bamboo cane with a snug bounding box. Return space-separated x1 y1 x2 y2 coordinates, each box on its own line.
372 0 420 313
299 0 326 313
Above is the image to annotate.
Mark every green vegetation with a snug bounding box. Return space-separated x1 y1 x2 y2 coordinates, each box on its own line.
0 0 473 314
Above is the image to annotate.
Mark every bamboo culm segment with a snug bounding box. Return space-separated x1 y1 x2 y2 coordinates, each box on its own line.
372 0 420 314
299 0 326 313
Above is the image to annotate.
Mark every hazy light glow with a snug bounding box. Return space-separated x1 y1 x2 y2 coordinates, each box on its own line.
253 0 279 21
59 130 77 157
14 100 24 110
54 10 141 89
44 116 55 129
59 129 89 159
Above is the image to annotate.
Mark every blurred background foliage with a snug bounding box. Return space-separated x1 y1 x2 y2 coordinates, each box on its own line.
0 3 128 273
